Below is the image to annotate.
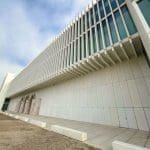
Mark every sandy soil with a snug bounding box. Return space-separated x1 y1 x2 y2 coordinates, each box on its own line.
0 114 100 150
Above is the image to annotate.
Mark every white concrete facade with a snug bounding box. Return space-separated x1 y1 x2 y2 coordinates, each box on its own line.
5 0 150 133
7 0 143 98
0 73 15 110
8 55 150 131
126 0 150 60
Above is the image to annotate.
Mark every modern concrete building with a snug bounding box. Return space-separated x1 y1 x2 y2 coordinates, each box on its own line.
0 73 15 111
3 0 150 131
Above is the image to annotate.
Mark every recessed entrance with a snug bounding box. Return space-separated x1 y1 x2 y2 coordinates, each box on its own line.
2 98 10 111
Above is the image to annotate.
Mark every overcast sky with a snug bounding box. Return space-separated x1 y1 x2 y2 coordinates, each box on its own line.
0 0 91 85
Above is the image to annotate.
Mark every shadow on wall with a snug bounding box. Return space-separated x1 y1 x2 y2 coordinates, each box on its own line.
15 94 41 115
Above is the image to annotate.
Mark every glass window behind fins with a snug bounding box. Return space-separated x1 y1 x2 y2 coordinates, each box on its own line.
79 18 82 35
104 0 111 14
83 15 85 32
72 42 74 64
117 0 125 5
88 31 91 55
80 37 82 60
76 40 78 62
138 0 150 27
102 20 110 47
121 5 137 34
114 10 127 39
73 24 75 40
108 15 118 43
90 8 94 26
98 0 105 19
96 24 103 50
110 0 117 9
68 47 70 66
94 4 99 22
76 21 78 37
92 27 97 53
83 34 86 58
65 47 68 67
69 45 71 65
70 27 72 42
87 12 90 29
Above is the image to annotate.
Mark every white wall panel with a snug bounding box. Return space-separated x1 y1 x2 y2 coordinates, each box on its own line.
129 57 144 79
120 81 133 108
8 97 20 112
134 108 149 131
121 61 134 81
118 108 128 128
110 108 119 127
36 55 150 131
125 108 138 129
127 79 142 107
8 55 150 131
144 108 150 129
135 78 150 107
104 108 112 126
113 83 125 108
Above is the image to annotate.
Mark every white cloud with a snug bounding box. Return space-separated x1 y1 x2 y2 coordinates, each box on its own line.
0 59 23 86
0 0 91 86
51 0 91 27
0 1 52 63
0 0 53 85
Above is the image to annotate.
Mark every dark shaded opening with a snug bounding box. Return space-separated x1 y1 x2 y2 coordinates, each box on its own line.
2 98 10 111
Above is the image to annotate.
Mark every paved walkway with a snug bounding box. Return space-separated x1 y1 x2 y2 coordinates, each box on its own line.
9 112 150 150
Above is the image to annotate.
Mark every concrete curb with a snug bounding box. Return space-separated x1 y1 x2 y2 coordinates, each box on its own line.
0 111 5 115
2 112 88 143
5 113 46 127
14 115 19 119
112 141 150 150
28 118 46 128
51 125 87 142
8 114 13 117
18 116 29 122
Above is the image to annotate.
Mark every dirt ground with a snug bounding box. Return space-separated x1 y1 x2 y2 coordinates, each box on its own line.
0 114 100 150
